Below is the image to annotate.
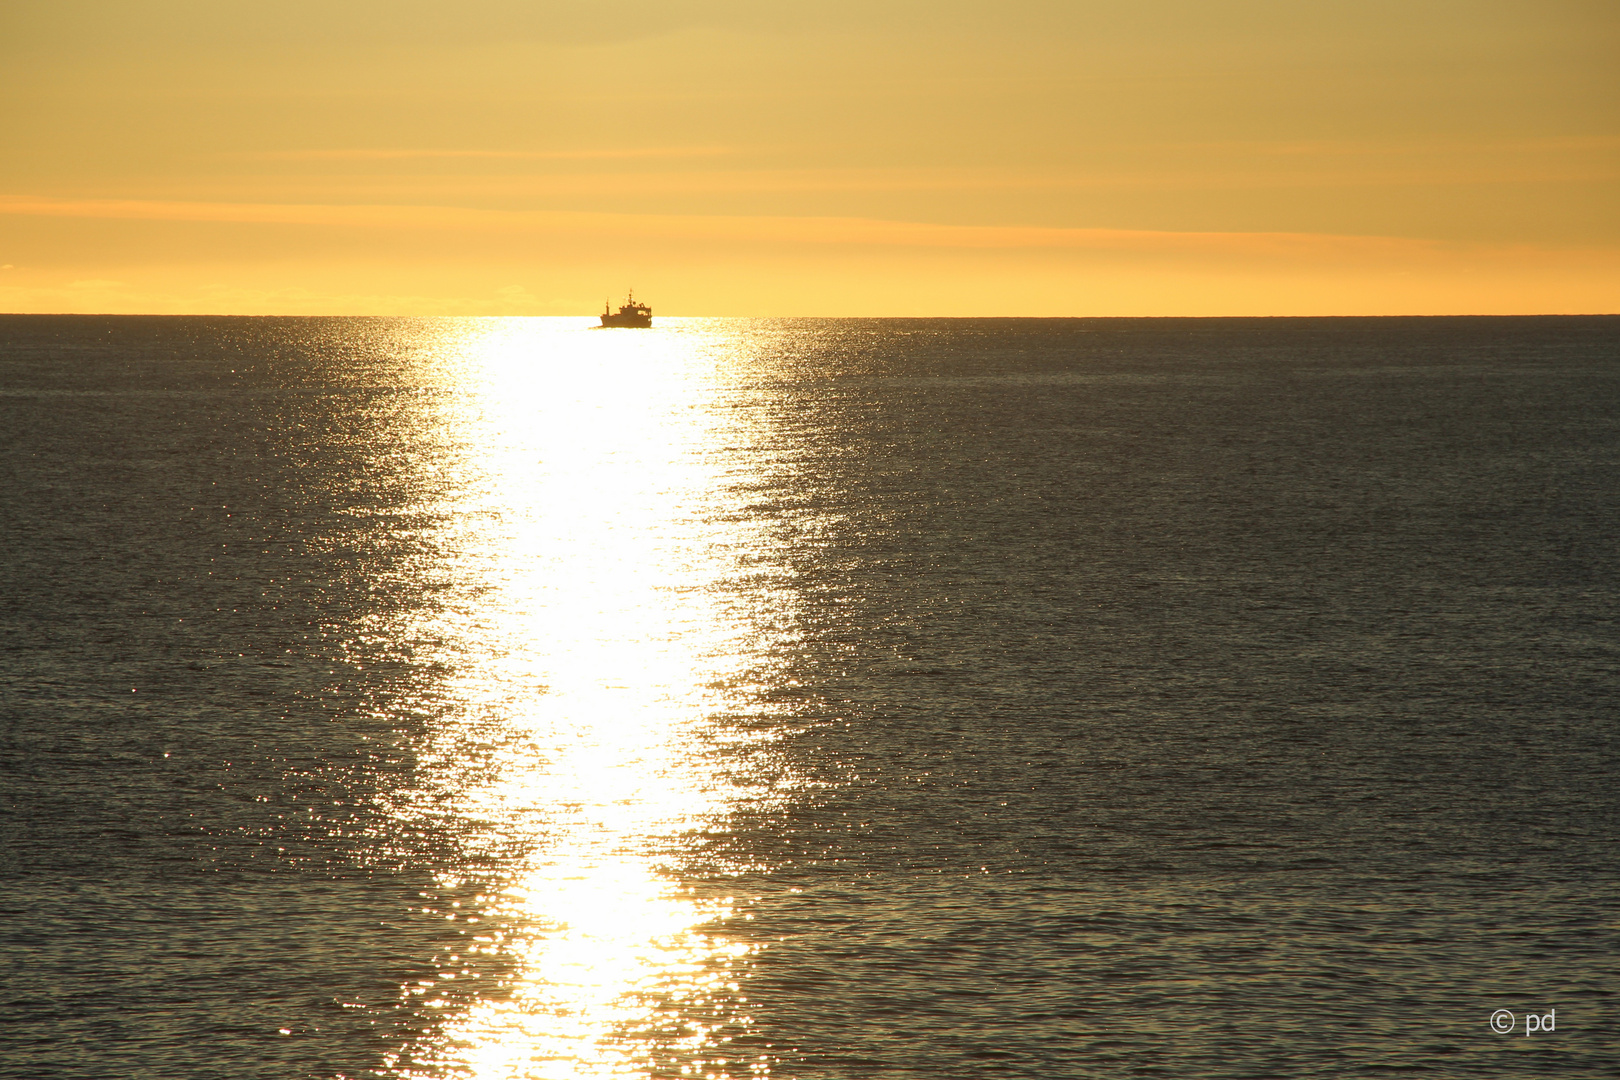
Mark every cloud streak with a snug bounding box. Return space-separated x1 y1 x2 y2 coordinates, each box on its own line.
0 193 1511 263
246 147 736 162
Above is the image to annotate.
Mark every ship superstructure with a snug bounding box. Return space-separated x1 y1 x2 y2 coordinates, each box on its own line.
599 292 652 328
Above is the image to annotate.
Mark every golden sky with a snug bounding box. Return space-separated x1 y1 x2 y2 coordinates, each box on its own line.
2 0 1616 315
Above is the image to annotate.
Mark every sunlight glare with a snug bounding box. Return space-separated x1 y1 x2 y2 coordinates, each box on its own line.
387 318 791 1079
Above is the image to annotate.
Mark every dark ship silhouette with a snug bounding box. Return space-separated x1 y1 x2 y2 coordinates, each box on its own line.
599 291 652 328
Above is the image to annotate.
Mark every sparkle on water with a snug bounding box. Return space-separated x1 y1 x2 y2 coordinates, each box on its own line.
376 320 792 1079
9 313 1613 1080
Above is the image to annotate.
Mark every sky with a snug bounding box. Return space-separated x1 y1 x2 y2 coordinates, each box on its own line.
1 0 1616 315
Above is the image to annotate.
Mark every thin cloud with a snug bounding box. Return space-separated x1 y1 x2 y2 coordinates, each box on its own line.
3 194 1613 267
1245 134 1620 157
246 147 736 162
184 159 1620 202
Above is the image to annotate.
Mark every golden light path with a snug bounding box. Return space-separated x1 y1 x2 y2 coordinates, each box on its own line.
385 319 798 1080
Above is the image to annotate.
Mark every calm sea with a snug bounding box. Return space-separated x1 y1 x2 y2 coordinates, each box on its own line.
2 315 1616 1079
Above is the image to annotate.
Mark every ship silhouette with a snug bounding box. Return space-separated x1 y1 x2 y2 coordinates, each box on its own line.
599 291 652 328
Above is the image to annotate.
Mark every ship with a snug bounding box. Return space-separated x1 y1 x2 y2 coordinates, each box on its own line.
599 291 652 328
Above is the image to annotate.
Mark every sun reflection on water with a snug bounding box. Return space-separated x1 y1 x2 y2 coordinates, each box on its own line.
385 319 794 1079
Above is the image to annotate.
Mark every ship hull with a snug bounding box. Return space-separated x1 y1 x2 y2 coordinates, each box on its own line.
599 313 652 328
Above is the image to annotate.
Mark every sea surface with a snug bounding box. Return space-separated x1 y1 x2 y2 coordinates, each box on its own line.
1 314 1616 1079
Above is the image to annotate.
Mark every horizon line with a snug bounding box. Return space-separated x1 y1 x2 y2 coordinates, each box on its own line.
4 311 1616 320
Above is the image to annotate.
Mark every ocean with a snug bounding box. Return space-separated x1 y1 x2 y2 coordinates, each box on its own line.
2 314 1616 1079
